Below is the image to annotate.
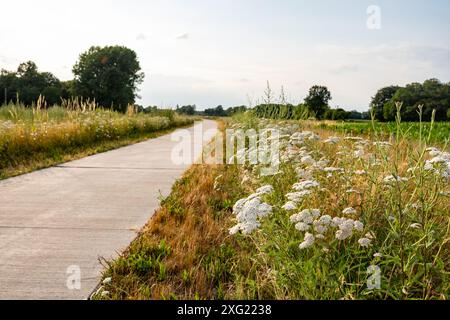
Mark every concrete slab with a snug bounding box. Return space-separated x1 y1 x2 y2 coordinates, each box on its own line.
0 120 218 299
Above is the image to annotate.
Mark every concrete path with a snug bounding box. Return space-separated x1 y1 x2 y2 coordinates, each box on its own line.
0 120 217 299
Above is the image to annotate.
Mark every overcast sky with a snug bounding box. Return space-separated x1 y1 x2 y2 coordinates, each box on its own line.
1 0 449 110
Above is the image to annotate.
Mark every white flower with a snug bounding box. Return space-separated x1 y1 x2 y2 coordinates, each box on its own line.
229 225 241 235
295 222 310 232
365 232 376 239
286 190 312 202
324 136 340 144
342 207 357 215
101 291 110 297
232 198 247 214
353 220 364 232
295 168 313 179
354 170 366 175
301 155 315 165
426 147 441 157
257 203 273 217
314 223 328 234
102 277 112 285
335 219 355 240
358 237 371 248
299 233 315 249
230 193 273 235
383 175 408 184
292 180 319 191
282 201 297 211
373 252 383 258
240 221 261 234
354 149 365 158
256 185 274 195
318 214 332 225
323 167 344 173
409 223 422 229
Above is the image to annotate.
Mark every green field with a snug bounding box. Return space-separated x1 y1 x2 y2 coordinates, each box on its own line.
316 121 450 146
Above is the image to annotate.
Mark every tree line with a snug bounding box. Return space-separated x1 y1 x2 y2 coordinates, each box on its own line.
369 78 450 121
0 46 144 112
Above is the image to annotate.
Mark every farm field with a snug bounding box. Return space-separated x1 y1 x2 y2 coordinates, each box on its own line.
317 120 450 147
0 102 194 179
95 114 449 300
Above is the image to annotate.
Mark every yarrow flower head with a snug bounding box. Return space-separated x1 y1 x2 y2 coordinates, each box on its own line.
358 237 372 248
229 187 274 235
281 201 297 211
299 232 315 249
292 180 320 191
342 207 357 215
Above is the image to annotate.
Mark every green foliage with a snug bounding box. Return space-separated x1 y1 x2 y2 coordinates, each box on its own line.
370 85 401 121
304 85 332 119
0 104 193 178
176 104 197 115
204 105 227 116
0 61 63 106
318 120 450 146
323 108 349 120
72 46 144 112
254 103 311 120
372 79 450 122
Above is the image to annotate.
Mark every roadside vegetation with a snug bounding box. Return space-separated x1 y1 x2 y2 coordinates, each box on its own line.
0 99 194 179
96 107 449 300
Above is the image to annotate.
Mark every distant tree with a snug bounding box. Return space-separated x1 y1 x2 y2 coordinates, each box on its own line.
72 45 144 112
60 80 75 100
324 108 349 120
347 110 369 120
204 105 227 116
177 105 196 115
304 85 332 119
0 61 62 106
369 85 400 121
383 79 449 121
226 105 247 116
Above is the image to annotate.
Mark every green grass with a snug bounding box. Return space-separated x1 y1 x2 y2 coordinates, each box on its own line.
94 113 449 300
0 104 195 179
316 120 450 146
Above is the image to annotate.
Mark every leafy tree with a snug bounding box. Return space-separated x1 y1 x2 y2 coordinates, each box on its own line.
383 79 449 121
176 105 196 115
226 105 247 115
370 86 400 121
324 108 349 120
304 85 332 119
204 105 227 116
0 61 62 106
72 46 144 112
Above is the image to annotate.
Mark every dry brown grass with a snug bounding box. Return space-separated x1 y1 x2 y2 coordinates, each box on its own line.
99 161 250 299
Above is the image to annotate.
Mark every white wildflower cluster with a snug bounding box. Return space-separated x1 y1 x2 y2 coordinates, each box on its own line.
229 185 274 235
424 147 450 180
383 174 408 184
324 136 340 144
282 179 320 211
289 208 369 250
281 131 321 163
